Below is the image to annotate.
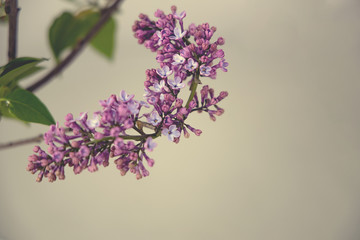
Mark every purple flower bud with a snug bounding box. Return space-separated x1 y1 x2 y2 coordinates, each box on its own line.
53 151 64 163
114 138 124 150
200 56 208 63
94 132 104 140
118 104 129 117
217 37 225 45
215 49 225 58
161 104 170 112
188 23 197 35
71 141 80 148
183 127 190 138
180 47 192 58
33 146 40 153
163 115 173 126
124 119 134 129
110 127 121 136
188 100 197 109
175 98 183 108
79 146 90 157
154 9 165 18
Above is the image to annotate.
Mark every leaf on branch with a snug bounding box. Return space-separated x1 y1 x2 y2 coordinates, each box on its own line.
0 57 46 87
49 9 116 62
0 88 55 125
90 16 116 59
49 10 99 62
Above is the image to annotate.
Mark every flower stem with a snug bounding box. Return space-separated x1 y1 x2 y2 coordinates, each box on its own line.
185 71 200 108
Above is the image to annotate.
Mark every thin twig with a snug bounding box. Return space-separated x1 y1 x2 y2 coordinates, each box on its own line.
0 134 43 150
6 0 19 61
26 0 123 92
0 121 157 150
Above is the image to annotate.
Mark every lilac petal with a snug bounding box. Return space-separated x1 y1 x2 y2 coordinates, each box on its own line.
119 90 134 102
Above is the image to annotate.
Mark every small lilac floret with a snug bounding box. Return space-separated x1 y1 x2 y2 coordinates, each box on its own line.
174 11 186 20
156 65 173 78
172 54 186 65
119 90 134 102
144 137 157 152
53 152 64 163
147 95 158 105
169 27 187 40
86 114 100 129
154 80 166 92
219 59 229 72
79 112 88 121
147 111 162 126
79 146 90 157
168 76 185 89
162 125 181 141
127 100 140 114
200 64 212 76
184 58 198 71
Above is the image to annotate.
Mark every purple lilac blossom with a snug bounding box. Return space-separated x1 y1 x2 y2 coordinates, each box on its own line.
162 125 181 141
168 76 185 89
27 6 229 182
184 58 198 71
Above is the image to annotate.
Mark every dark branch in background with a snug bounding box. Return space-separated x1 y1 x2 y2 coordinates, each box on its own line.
26 0 123 92
0 134 43 150
6 0 19 61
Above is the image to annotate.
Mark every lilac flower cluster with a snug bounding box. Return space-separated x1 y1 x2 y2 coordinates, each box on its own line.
133 6 228 80
27 6 228 182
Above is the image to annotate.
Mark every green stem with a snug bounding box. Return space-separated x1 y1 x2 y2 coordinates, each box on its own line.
185 71 200 109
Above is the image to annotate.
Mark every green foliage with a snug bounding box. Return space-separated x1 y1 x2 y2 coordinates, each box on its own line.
0 88 55 125
91 17 116 59
0 57 46 86
0 4 118 126
0 57 55 125
49 9 116 62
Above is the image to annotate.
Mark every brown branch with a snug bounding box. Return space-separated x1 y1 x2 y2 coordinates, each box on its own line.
26 0 124 92
6 0 19 61
0 121 157 150
0 134 43 150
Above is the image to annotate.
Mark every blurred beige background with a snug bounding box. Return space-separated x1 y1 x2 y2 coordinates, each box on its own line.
1 0 360 239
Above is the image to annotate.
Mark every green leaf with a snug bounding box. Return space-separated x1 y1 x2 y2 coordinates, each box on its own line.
0 85 10 98
0 57 42 76
0 88 55 125
0 86 15 119
11 66 45 83
49 12 77 62
0 57 46 86
90 17 116 59
49 10 99 62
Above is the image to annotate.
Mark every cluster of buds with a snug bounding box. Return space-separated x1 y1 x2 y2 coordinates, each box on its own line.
27 6 229 182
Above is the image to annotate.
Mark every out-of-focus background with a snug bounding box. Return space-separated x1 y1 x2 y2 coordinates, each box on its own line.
1 0 360 239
